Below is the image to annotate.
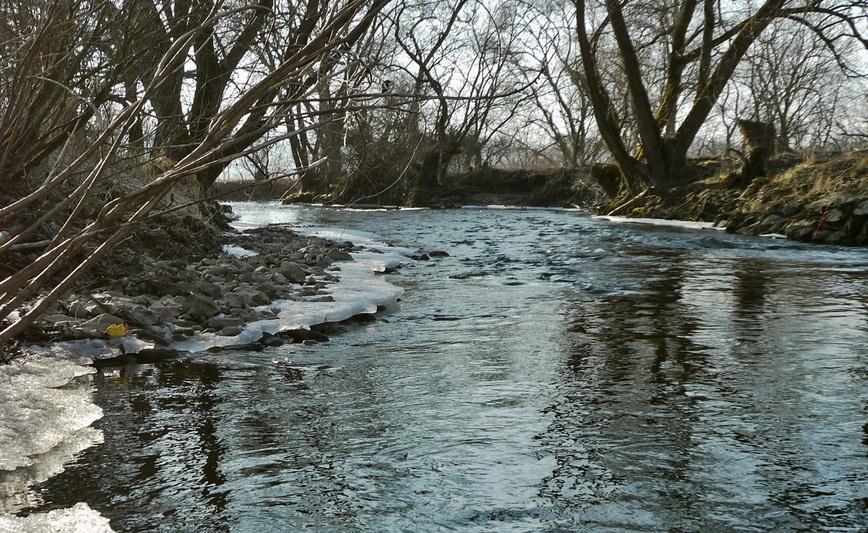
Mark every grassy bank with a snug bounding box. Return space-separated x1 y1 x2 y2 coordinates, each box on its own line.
601 149 868 245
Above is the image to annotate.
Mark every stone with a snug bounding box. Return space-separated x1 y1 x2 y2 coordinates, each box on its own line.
327 248 352 261
824 208 845 224
775 203 802 217
785 220 815 241
41 313 77 325
270 272 287 285
223 292 249 309
278 328 329 343
758 214 787 233
427 250 450 257
206 315 244 329
82 313 126 327
149 302 182 320
248 290 271 306
257 282 280 299
67 300 90 319
172 281 192 294
259 333 284 347
279 261 306 283
127 305 160 326
170 325 196 338
853 199 868 216
192 281 222 299
218 325 243 337
204 264 235 277
183 294 220 320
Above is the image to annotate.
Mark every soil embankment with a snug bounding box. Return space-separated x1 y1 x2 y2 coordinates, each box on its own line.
601 149 868 245
408 167 605 208
277 167 606 209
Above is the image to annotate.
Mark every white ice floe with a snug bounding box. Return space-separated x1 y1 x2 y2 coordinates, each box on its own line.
459 204 584 212
0 427 103 514
0 356 102 472
0 502 113 532
170 225 411 353
0 355 108 529
24 337 152 363
222 244 258 257
592 215 724 231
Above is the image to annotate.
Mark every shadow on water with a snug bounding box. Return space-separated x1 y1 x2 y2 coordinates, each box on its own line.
17 205 868 531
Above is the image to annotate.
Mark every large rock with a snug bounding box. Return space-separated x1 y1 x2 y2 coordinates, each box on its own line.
279 261 306 283
218 325 243 337
257 282 281 299
67 300 91 319
149 301 182 320
853 199 868 216
223 291 250 309
326 248 352 261
126 305 160 326
207 315 244 329
248 290 271 306
192 281 222 299
82 313 126 327
183 294 220 320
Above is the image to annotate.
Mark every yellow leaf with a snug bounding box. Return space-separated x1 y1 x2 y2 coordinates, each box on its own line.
105 323 128 337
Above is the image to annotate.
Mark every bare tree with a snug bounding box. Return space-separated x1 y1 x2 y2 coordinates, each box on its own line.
573 0 867 194
0 0 389 344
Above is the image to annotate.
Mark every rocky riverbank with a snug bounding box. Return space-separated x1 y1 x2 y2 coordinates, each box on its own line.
13 218 407 365
599 149 868 245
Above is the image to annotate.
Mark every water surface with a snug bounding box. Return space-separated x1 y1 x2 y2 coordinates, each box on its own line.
20 204 868 531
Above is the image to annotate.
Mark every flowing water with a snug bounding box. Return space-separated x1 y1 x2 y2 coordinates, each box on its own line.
13 204 868 531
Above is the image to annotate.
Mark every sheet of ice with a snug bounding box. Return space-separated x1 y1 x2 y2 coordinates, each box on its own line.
171 247 406 352
24 337 152 362
0 503 113 532
0 356 108 530
459 204 584 212
0 356 102 471
0 427 103 513
593 215 723 231
171 224 410 353
222 244 258 257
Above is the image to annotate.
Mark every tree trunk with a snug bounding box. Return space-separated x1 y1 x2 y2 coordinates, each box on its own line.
736 119 775 185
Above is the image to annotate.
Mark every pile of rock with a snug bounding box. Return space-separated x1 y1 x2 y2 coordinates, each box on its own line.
28 225 357 348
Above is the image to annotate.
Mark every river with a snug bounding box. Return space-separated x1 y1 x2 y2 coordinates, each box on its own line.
10 203 868 531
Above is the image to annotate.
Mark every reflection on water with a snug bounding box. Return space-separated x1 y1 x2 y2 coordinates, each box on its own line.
19 205 868 531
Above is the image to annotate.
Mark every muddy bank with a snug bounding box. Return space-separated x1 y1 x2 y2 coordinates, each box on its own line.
599 149 868 245
281 167 606 209
409 167 605 208
211 178 298 202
